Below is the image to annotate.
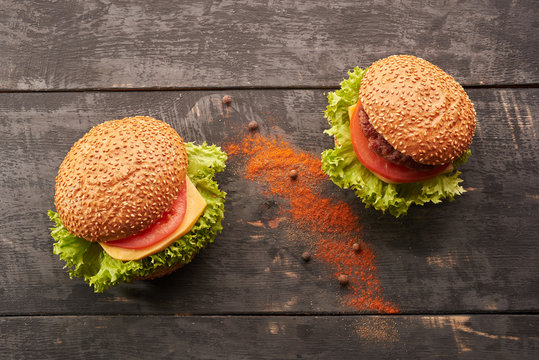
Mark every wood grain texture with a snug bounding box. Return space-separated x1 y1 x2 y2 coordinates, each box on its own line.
1 0 538 90
0 315 537 359
0 88 537 315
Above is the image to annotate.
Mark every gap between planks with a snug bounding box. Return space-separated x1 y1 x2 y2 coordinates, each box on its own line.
1 312 538 318
0 84 537 94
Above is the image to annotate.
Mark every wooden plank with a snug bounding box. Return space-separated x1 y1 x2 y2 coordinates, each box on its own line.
0 88 537 314
0 315 537 359
1 0 538 90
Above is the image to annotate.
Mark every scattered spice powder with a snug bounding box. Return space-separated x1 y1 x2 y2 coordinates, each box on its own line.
226 133 398 313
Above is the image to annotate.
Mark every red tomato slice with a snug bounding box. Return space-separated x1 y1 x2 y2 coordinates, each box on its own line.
349 101 450 183
105 181 188 249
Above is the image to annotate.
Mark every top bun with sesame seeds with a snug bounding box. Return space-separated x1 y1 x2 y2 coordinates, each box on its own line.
359 55 476 165
54 116 188 242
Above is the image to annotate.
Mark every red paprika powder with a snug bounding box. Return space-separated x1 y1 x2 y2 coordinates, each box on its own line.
226 133 398 313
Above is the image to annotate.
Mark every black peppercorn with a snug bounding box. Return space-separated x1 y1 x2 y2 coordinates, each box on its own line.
301 251 311 262
248 120 258 131
338 274 349 286
222 95 232 105
289 169 298 180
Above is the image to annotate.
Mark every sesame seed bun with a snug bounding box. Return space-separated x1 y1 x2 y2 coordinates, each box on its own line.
359 55 476 165
55 116 188 242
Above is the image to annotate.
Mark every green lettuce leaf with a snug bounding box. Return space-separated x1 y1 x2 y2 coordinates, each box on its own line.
321 67 471 217
49 142 227 292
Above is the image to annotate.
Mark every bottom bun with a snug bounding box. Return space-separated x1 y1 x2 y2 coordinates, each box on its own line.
135 262 186 281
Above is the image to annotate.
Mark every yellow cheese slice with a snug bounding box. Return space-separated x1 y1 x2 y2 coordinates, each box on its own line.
100 177 207 261
348 103 358 123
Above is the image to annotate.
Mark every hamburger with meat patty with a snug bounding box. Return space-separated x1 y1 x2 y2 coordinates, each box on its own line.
322 55 476 216
49 116 227 292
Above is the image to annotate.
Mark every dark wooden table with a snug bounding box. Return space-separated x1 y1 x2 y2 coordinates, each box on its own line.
1 1 538 358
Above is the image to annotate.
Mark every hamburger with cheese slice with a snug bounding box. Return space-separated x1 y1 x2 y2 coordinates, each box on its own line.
322 55 476 216
49 116 227 292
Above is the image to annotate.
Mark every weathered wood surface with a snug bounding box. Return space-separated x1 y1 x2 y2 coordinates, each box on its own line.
1 0 538 90
1 2 538 355
1 88 537 315
0 315 537 359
